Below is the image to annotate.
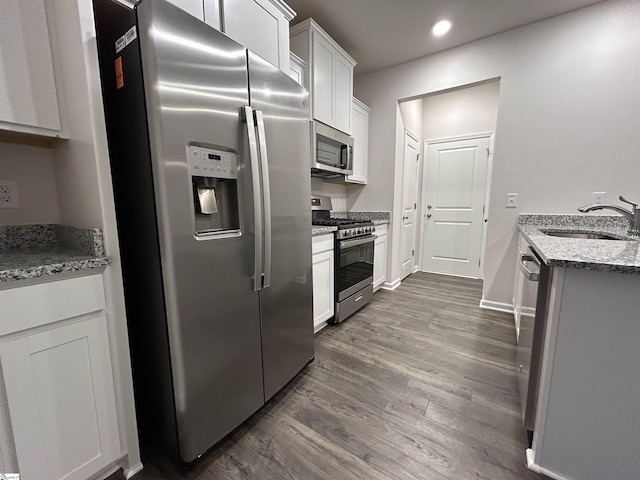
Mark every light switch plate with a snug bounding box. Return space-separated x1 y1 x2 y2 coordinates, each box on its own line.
506 193 518 208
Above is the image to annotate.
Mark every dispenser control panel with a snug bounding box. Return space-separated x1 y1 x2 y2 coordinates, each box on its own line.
188 146 237 180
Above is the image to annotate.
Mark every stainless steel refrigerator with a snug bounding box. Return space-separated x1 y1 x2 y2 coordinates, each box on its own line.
93 0 314 463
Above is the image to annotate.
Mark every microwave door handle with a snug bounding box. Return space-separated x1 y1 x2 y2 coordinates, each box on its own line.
254 109 271 288
244 106 263 291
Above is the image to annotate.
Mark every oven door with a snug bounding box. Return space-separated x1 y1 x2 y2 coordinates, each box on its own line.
337 235 374 301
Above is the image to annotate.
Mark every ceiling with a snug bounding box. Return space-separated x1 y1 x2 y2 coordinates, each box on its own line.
285 0 605 75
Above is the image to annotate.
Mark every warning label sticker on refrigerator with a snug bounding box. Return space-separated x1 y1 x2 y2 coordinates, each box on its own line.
115 56 124 89
115 26 137 53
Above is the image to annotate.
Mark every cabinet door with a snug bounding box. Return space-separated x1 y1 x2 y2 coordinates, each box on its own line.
312 249 334 329
347 98 369 184
203 0 221 29
311 32 335 125
333 52 353 134
0 316 120 480
0 0 61 132
166 0 205 20
373 233 387 291
222 0 290 72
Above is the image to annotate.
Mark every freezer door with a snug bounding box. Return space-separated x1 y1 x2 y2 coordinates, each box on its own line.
136 1 264 462
248 51 314 400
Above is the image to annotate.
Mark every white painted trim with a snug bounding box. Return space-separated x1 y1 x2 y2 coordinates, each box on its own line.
423 131 496 144
314 321 328 334
521 306 535 317
268 0 296 20
400 127 421 279
123 461 144 479
88 463 120 480
526 448 571 480
479 298 513 314
478 132 495 278
382 278 401 291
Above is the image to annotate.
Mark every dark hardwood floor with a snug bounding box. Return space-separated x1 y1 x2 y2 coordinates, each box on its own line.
135 273 546 479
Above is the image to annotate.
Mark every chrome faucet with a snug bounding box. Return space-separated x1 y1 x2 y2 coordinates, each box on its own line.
578 195 640 238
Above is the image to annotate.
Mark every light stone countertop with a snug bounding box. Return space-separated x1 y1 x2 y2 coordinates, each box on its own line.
0 225 111 283
518 214 640 274
312 226 337 236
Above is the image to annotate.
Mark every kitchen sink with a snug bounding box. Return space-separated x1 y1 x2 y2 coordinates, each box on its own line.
541 231 623 240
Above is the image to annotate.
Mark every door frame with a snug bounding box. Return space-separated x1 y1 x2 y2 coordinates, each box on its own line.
401 127 421 279
419 131 495 279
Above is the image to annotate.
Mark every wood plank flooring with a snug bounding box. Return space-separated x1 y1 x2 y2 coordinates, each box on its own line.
135 273 546 479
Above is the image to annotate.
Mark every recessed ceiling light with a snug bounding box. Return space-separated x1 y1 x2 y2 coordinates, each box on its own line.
432 19 452 37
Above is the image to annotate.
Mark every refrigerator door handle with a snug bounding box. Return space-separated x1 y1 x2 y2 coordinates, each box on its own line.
254 109 272 288
244 105 263 291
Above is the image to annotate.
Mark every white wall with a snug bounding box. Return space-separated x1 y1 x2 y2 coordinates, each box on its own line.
422 80 500 140
399 98 423 136
0 143 60 225
353 0 640 305
311 177 347 211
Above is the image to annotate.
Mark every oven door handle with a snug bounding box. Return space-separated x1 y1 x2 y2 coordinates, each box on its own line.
339 235 375 249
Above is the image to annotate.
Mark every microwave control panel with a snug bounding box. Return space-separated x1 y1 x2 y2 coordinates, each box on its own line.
188 146 237 179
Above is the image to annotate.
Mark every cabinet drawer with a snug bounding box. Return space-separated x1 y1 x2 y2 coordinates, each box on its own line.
0 275 105 336
312 234 334 254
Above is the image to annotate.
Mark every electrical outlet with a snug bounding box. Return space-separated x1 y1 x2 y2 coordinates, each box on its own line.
0 180 20 208
593 192 606 204
506 193 518 208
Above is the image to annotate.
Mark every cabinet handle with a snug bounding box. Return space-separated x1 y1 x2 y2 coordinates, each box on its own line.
519 253 540 281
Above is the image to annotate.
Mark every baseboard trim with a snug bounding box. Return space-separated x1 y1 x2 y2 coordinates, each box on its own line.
314 321 328 334
521 306 535 317
381 278 401 291
124 462 144 479
526 449 568 480
479 299 513 314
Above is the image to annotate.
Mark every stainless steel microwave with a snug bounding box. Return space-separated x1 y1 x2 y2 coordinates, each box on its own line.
311 120 353 177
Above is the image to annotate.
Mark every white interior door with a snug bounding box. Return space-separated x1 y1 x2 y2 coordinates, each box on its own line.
400 130 420 280
422 136 490 278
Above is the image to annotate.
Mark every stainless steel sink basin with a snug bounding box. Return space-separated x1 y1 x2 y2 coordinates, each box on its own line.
542 231 622 240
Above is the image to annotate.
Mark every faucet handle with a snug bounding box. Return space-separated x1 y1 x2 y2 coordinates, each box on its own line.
619 195 640 210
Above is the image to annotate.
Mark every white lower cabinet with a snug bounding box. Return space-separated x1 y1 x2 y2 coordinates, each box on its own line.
373 224 388 291
312 234 334 331
0 274 120 480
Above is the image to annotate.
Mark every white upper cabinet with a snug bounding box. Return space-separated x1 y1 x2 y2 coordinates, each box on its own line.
218 0 295 73
290 19 356 134
166 0 205 21
288 52 306 86
347 97 370 184
0 0 63 140
166 1 295 73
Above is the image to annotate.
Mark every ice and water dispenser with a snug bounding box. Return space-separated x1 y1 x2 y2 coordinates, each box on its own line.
188 145 240 235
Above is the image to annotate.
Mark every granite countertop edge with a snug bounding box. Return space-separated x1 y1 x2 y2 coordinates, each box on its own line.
518 214 640 274
0 224 112 284
312 226 337 236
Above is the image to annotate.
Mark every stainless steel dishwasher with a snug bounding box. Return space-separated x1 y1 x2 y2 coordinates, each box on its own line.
516 245 553 446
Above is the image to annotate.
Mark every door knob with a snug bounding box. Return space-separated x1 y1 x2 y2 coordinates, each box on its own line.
426 213 432 218
427 204 432 209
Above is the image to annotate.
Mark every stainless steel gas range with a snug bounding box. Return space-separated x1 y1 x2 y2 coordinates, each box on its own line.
312 196 375 323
